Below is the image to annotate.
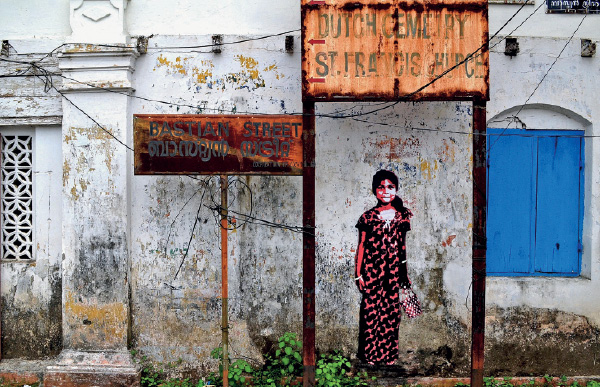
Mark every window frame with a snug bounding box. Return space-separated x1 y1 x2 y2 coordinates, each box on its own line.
0 128 36 262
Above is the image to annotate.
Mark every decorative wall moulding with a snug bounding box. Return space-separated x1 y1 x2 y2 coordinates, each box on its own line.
58 44 139 93
68 0 131 44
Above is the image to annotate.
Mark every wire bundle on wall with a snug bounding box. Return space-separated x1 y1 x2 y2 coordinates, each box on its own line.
0 3 591 140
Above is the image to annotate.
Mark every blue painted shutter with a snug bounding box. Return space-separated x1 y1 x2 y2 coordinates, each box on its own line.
487 131 536 274
487 129 583 276
534 136 582 274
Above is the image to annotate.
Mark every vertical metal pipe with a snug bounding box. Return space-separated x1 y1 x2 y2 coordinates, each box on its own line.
471 99 487 387
302 101 316 387
220 175 229 387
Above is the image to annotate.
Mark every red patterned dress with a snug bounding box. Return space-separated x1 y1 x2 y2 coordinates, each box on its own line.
355 206 413 364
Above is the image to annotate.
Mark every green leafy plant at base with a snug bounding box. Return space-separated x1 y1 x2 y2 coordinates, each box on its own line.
205 332 374 387
316 352 374 387
139 356 164 387
250 332 303 387
207 346 253 387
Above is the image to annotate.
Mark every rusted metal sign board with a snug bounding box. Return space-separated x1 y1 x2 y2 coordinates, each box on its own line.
134 115 303 175
302 0 489 101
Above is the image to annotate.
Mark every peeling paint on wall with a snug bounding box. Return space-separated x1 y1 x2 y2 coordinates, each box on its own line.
64 291 128 350
153 54 283 92
155 56 214 85
63 126 122 202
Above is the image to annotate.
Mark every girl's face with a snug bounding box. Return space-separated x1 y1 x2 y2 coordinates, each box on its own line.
375 179 397 204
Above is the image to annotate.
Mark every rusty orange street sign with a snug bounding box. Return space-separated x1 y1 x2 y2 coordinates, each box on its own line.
134 115 304 175
302 0 489 101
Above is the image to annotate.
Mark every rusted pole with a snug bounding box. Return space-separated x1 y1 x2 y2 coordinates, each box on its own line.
302 101 316 387
471 99 487 387
0 136 2 361
221 175 229 387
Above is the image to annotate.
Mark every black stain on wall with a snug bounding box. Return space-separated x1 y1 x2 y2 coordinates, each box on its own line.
72 233 127 303
1 265 62 359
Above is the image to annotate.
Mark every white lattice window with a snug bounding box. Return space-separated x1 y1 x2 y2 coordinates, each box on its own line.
1 134 34 261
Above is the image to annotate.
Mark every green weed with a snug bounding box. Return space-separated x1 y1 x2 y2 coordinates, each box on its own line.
133 332 373 387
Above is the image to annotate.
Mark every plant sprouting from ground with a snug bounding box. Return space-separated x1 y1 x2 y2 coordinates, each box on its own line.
203 332 373 387
316 352 373 387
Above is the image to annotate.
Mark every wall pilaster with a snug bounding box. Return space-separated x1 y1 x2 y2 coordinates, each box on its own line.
45 1 139 385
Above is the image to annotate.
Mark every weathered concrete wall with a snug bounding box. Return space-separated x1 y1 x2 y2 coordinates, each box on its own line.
0 40 63 126
0 0 299 38
58 44 139 355
1 0 600 378
482 35 600 376
488 3 596 39
128 33 477 375
0 126 63 359
61 95 132 350
122 31 600 376
129 38 303 373
0 2 71 39
314 101 474 375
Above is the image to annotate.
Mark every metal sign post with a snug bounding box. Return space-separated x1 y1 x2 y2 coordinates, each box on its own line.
301 0 490 384
133 114 305 387
471 99 487 387
302 101 316 387
221 175 230 387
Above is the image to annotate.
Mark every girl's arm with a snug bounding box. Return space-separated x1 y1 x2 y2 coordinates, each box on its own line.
355 231 366 291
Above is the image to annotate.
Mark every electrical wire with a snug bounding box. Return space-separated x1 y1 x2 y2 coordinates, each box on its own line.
6 59 596 139
488 13 589 152
171 177 214 282
17 29 301 66
348 115 599 138
78 29 300 51
0 2 533 123
57 85 134 151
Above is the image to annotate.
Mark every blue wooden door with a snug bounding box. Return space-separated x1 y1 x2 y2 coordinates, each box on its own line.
487 130 536 274
487 129 583 276
534 136 582 274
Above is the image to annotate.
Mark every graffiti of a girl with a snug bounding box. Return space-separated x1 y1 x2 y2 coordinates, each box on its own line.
354 170 422 365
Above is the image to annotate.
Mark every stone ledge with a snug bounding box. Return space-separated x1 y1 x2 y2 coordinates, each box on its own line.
0 372 41 386
44 370 139 387
0 359 55 387
44 350 140 387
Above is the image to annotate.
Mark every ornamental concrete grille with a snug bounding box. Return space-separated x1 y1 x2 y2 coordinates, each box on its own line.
1 134 34 261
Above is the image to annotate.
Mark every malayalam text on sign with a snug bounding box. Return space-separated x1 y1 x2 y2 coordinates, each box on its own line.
134 115 304 175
